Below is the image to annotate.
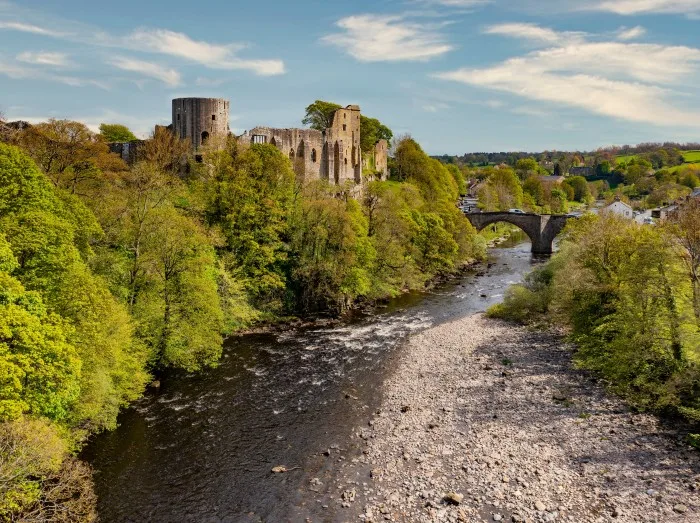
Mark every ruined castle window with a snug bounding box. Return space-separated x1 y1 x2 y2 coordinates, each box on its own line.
252 135 267 144
201 131 209 145
311 149 317 163
289 149 295 159
343 124 347 131
177 114 180 121
344 158 348 165
212 114 216 121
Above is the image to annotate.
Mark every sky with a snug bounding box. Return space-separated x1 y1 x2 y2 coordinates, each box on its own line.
1 0 699 154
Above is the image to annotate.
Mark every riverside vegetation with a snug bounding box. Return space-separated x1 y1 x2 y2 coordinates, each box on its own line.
0 114 484 520
489 210 700 446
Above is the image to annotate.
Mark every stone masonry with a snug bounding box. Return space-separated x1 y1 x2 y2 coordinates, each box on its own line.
242 104 388 185
172 98 230 150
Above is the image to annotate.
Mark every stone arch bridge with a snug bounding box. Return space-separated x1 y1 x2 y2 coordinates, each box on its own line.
465 212 572 255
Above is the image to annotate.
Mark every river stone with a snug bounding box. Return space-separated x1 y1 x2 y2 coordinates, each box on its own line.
673 504 688 513
443 492 464 505
535 500 546 511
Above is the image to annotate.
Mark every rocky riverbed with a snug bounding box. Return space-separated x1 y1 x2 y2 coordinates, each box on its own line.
324 314 699 522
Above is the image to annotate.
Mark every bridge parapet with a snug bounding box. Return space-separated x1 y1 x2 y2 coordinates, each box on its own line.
465 212 571 255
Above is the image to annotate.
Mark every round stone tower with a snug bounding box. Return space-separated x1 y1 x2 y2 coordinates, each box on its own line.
172 98 230 149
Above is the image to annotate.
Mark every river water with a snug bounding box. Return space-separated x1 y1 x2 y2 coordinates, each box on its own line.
83 238 538 522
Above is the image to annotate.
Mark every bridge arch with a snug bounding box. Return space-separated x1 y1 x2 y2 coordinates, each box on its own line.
465 212 571 255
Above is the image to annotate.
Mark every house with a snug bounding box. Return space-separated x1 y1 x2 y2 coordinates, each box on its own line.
601 198 634 218
569 166 595 178
651 204 679 221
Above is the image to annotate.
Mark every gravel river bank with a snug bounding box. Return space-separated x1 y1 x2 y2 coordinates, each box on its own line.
323 314 700 523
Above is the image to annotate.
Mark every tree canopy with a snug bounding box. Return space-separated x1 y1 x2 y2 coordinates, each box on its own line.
99 123 137 143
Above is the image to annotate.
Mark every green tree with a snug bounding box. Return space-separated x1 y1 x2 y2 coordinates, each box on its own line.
133 205 223 371
523 175 544 206
563 176 592 203
99 123 137 143
479 167 523 211
302 100 342 131
360 115 393 153
515 158 539 180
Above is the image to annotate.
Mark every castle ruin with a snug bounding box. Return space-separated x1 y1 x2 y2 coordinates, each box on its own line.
172 97 230 150
106 97 389 184
242 104 389 184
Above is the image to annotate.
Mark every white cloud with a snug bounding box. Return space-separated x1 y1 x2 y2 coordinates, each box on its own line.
0 57 107 89
124 28 284 76
616 25 646 40
108 56 181 87
512 106 551 118
435 24 700 127
322 15 453 62
0 11 285 77
422 102 450 112
426 0 491 6
0 20 68 37
485 23 585 44
16 51 72 67
594 0 700 15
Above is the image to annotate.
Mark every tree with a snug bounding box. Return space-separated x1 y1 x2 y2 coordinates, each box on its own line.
515 158 539 180
360 115 393 153
196 143 295 313
0 237 80 423
479 167 523 211
667 198 700 327
99 123 137 143
0 417 97 522
563 176 592 203
302 100 342 131
523 175 544 206
142 126 191 175
16 120 126 195
134 206 223 371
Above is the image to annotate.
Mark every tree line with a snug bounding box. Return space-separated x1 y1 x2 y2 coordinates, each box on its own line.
0 113 483 520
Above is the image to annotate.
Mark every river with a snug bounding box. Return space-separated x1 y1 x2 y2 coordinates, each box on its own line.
83 236 538 522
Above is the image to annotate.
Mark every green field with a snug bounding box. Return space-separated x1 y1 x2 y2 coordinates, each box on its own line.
615 150 700 172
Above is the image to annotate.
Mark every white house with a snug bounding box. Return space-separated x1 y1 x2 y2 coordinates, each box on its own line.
601 198 634 218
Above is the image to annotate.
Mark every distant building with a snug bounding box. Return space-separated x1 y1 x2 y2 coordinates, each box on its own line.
651 204 679 221
108 140 144 164
601 198 633 218
569 166 595 177
242 104 388 185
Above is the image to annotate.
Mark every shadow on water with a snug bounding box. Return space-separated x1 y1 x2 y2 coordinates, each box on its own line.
82 241 542 522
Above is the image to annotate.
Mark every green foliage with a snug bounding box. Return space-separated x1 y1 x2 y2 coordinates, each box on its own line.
0 144 149 431
302 100 342 131
0 417 96 522
490 213 700 424
478 167 523 211
195 143 295 313
563 176 592 203
1 118 488 518
99 123 137 143
0 267 80 423
360 115 393 153
133 206 223 371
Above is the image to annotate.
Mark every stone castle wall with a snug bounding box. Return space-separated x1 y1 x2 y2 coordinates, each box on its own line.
172 98 229 150
242 104 387 186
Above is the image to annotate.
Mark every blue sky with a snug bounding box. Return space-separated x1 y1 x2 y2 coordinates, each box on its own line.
1 0 699 154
